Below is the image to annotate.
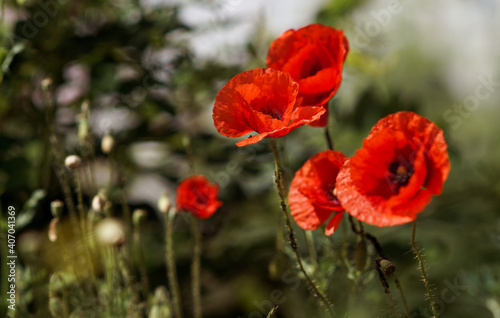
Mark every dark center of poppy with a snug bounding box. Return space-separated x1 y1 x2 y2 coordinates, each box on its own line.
194 192 209 206
324 186 341 205
387 161 414 194
261 105 283 120
300 58 322 79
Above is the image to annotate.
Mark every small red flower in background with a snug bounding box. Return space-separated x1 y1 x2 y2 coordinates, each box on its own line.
266 24 349 127
176 175 222 219
289 150 347 236
336 112 450 227
213 68 325 147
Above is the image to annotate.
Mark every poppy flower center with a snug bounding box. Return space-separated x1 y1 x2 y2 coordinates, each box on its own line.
388 161 414 193
194 192 209 206
324 186 341 205
300 58 322 79
260 105 283 120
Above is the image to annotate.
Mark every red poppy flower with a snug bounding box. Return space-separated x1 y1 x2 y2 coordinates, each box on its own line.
336 112 450 227
266 24 349 127
289 150 347 236
213 68 325 147
176 175 222 219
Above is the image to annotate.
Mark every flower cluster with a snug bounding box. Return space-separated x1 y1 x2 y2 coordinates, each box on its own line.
292 111 450 232
213 24 348 146
212 23 450 233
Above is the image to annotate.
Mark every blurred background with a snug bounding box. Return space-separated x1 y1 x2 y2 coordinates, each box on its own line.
1 0 500 317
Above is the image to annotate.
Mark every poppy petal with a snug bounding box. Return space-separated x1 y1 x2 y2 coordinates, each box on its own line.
325 212 344 236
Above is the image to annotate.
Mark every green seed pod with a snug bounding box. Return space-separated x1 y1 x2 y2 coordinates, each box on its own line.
354 238 367 271
50 200 64 219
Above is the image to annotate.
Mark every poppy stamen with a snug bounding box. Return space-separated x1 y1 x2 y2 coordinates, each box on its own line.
388 161 414 193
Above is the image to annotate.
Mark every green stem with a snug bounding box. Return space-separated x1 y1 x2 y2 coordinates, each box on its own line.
270 139 335 318
305 230 318 273
166 209 183 318
393 274 411 318
75 172 95 280
325 127 334 150
191 217 202 318
411 220 438 317
134 227 150 305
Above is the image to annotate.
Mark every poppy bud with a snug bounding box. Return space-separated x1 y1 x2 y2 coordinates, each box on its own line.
50 200 64 219
133 209 148 228
64 155 81 170
150 286 171 318
158 192 172 214
41 78 52 92
101 134 115 154
354 238 367 271
92 190 107 213
379 259 396 276
95 218 125 247
48 218 59 242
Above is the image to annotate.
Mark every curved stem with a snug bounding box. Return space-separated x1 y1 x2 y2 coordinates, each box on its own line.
411 220 438 317
166 210 183 318
191 217 202 318
270 139 335 317
350 215 410 317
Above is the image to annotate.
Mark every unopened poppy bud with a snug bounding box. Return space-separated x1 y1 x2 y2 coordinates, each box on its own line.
50 200 64 219
48 218 59 242
101 134 115 154
354 238 367 271
92 190 107 213
41 78 52 92
95 218 125 247
133 209 148 228
158 192 172 214
150 286 171 318
379 259 396 276
64 155 81 170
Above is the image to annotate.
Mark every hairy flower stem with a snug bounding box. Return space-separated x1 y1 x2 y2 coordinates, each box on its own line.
270 140 335 318
411 220 438 318
191 217 202 318
166 209 183 318
348 215 410 317
74 172 95 280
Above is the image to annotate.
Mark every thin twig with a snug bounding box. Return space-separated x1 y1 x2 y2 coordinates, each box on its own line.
166 209 183 318
191 217 202 318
